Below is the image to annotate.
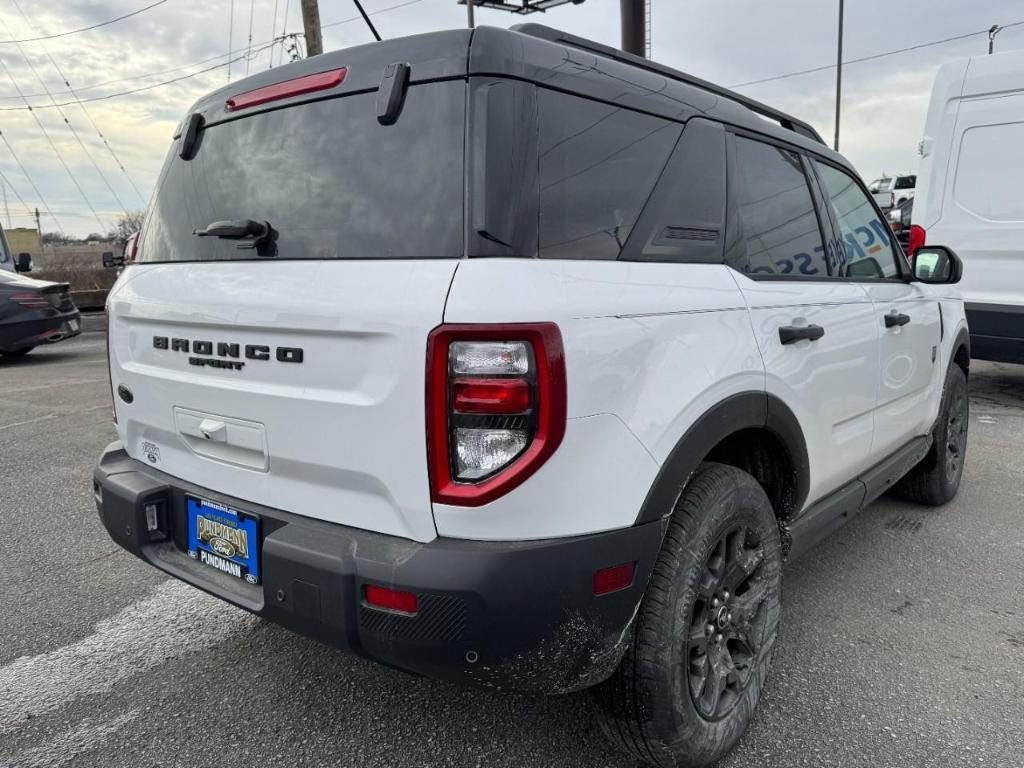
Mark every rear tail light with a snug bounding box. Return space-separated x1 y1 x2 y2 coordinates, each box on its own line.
426 323 567 506
9 292 48 309
890 191 895 209
106 320 117 424
908 224 926 257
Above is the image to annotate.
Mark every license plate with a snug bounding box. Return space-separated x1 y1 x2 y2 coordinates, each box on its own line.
68 318 80 332
187 496 260 584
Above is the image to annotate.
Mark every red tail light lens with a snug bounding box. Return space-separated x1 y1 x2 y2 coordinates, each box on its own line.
908 224 926 257
364 585 418 615
426 323 567 506
452 378 532 414
226 68 347 112
107 319 117 424
9 292 48 309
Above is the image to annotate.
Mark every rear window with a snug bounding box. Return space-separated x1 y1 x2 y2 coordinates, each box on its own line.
894 176 916 190
140 81 465 262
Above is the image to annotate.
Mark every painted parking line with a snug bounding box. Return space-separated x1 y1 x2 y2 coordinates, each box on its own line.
0 580 256 736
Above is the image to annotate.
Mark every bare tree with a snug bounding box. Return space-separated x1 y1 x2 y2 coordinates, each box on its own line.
109 211 145 249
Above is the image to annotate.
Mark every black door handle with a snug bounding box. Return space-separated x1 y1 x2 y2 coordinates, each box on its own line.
779 324 825 344
885 312 911 328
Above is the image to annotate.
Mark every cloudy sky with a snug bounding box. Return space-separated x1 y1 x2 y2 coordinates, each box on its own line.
0 0 1019 236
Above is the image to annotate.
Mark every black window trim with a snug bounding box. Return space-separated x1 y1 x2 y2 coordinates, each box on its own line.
724 124 911 284
806 155 912 283
724 128 832 282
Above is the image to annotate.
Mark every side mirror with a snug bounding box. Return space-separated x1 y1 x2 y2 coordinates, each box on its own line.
15 252 31 272
102 251 125 269
913 245 962 284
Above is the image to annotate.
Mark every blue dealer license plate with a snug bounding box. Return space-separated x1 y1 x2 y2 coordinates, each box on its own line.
187 496 260 584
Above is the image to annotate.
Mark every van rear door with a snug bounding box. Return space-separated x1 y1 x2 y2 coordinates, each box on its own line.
108 76 466 543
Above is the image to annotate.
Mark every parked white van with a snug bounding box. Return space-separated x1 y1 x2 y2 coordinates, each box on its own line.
914 49 1024 363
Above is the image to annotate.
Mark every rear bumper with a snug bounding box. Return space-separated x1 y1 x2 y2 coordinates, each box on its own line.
965 303 1024 364
0 310 81 351
93 442 667 693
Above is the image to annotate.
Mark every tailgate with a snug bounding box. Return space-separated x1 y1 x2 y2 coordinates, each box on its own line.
108 260 458 543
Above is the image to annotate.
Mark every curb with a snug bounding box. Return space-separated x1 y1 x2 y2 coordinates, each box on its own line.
81 311 107 335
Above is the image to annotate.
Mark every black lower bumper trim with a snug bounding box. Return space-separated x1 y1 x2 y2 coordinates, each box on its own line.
93 443 668 693
965 303 1024 364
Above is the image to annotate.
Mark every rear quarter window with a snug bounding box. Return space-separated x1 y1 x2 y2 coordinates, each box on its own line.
537 90 681 260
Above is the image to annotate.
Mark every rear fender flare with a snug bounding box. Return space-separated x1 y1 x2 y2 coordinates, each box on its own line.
633 392 809 525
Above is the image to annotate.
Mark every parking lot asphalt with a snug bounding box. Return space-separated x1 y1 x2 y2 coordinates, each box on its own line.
1 327 1021 768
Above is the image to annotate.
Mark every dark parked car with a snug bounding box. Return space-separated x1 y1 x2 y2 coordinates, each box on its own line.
0 271 81 357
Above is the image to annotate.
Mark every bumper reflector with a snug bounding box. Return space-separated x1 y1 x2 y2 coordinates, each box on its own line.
364 585 419 615
593 562 636 596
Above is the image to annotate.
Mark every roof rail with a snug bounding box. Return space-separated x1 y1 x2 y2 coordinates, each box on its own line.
510 23 826 146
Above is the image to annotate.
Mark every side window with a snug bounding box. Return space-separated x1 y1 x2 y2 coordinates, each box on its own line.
731 136 828 276
537 89 681 260
813 160 901 278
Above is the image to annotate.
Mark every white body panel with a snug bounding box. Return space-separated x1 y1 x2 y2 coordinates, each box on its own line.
860 283 943 459
915 51 1024 310
107 260 459 544
438 259 763 539
731 275 879 504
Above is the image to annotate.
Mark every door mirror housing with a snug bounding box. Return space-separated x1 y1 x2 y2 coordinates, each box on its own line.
102 251 125 269
912 246 962 284
14 252 31 272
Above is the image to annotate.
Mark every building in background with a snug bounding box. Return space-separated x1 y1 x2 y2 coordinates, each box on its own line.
3 227 41 255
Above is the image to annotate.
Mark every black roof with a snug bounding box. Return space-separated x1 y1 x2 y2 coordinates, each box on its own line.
181 24 850 171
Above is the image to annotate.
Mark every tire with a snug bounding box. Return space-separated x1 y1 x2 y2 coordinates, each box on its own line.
592 463 783 768
0 346 34 357
894 364 968 506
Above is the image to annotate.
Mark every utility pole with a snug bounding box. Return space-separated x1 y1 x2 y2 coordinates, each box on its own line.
466 0 474 29
300 0 323 57
34 207 40 234
989 24 1002 54
834 0 844 151
620 0 645 57
1 179 8 229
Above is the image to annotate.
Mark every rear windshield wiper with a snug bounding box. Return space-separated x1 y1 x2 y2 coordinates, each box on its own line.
193 219 276 253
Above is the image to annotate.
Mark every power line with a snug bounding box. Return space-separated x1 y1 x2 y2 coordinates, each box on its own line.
0 59 108 230
731 19 1024 89
0 13 130 217
0 165 33 220
321 0 423 31
0 41 277 112
0 0 170 44
269 0 280 70
228 0 235 83
11 0 148 206
245 0 256 76
0 129 63 233
0 0 424 103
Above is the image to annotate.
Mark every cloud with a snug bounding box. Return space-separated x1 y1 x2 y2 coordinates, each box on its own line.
0 0 1019 235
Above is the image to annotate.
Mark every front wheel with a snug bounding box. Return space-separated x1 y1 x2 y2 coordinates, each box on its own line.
592 463 783 768
894 364 968 506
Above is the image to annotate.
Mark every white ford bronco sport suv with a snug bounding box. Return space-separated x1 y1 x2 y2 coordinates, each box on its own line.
94 25 971 767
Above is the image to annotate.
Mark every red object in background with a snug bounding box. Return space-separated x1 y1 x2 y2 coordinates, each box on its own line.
908 224 926 257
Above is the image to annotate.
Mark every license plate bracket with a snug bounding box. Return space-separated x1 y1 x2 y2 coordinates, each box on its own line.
186 496 260 584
